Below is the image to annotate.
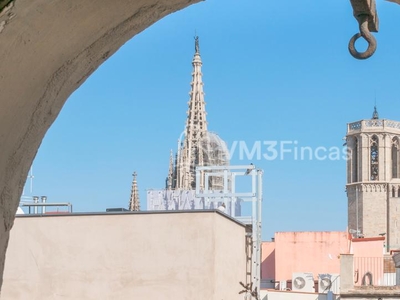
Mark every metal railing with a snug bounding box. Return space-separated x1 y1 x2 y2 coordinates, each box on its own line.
22 202 73 214
354 257 397 287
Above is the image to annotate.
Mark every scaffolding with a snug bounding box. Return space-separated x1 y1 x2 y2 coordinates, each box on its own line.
195 164 263 298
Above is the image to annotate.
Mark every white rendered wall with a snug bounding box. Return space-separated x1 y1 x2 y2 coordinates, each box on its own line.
2 211 247 300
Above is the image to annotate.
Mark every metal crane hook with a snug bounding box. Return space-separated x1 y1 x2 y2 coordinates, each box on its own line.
348 14 377 60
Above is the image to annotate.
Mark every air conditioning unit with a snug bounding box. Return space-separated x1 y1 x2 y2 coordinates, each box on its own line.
278 280 287 291
318 274 340 294
292 272 314 293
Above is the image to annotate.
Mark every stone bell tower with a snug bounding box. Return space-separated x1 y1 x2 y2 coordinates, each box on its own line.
346 107 400 251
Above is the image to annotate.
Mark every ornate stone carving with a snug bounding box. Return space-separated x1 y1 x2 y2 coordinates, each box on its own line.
349 121 362 131
386 120 400 130
362 183 387 192
365 119 383 127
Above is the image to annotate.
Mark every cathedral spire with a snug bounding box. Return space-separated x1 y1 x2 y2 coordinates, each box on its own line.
129 172 140 211
187 36 207 134
161 37 230 194
372 105 379 119
167 150 174 190
173 36 208 190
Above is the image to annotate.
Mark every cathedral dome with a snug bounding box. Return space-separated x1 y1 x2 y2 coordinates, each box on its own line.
199 131 230 167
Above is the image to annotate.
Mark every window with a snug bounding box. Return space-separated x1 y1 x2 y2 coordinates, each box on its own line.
352 137 358 183
370 135 379 181
392 137 399 179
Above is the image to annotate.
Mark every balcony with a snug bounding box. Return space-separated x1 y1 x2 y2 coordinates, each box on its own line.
354 257 396 287
341 255 400 299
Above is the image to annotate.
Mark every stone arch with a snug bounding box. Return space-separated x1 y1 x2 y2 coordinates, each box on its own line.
0 0 200 288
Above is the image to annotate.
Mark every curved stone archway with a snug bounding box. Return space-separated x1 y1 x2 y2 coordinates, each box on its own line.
0 0 200 288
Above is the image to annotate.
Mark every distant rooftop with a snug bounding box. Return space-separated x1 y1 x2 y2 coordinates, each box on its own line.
15 209 247 228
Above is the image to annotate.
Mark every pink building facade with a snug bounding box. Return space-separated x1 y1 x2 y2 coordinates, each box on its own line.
262 231 349 281
262 231 385 284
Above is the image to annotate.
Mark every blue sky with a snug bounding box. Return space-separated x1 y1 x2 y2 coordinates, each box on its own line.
25 0 400 240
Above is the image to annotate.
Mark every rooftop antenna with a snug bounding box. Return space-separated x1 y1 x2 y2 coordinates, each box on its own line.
28 166 34 193
20 166 35 205
23 166 34 195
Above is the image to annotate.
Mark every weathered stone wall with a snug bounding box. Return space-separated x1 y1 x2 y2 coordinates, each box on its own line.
0 0 200 289
389 196 400 249
361 187 387 238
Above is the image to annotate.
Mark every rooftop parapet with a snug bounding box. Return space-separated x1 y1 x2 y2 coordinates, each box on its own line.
347 119 400 134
